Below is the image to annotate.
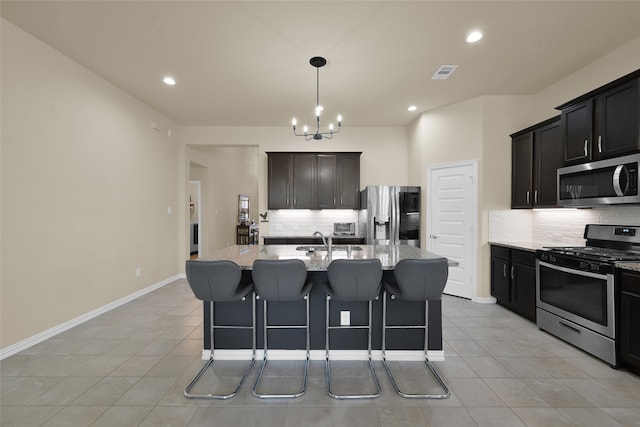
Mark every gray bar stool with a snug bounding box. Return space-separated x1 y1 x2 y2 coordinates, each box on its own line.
382 257 450 399
184 260 255 399
251 259 312 398
325 259 382 399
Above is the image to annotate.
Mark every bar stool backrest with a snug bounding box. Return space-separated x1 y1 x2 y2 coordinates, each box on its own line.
185 260 246 302
393 258 448 301
252 259 309 301
326 259 382 301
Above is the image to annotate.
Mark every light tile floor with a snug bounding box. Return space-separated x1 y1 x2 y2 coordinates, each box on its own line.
2 278 640 426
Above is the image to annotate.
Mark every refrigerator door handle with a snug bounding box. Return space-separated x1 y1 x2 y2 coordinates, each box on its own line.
391 187 398 245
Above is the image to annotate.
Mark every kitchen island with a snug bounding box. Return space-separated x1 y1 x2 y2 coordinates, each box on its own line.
195 244 456 360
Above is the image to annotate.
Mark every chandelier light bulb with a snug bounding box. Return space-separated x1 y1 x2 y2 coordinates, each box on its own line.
337 114 342 123
292 118 297 127
303 125 308 134
329 123 334 131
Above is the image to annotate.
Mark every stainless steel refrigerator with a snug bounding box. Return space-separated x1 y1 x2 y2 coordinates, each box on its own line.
358 186 420 246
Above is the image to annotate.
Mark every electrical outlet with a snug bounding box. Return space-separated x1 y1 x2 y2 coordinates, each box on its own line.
340 311 350 326
135 268 142 278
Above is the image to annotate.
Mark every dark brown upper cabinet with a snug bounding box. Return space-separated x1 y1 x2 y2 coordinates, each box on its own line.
267 152 361 209
511 116 563 208
292 153 316 209
267 153 292 209
557 70 640 165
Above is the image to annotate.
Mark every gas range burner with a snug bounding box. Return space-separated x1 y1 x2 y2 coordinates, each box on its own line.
544 246 640 262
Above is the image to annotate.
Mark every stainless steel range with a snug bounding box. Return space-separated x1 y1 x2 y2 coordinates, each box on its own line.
536 224 640 366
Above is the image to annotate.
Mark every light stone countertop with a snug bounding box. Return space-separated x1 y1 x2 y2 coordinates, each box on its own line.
490 242 640 272
489 241 586 253
616 262 640 273
197 244 456 271
489 241 548 252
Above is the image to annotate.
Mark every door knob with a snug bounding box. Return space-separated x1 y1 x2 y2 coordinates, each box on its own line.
431 234 440 239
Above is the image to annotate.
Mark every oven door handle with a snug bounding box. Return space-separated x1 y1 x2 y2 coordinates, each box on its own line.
537 260 608 281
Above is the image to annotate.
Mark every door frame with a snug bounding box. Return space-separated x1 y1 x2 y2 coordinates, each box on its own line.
190 180 202 259
426 160 478 301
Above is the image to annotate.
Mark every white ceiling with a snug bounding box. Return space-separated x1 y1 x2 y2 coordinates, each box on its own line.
2 1 640 128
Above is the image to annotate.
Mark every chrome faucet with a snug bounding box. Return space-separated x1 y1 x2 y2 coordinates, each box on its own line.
313 231 327 246
313 231 333 252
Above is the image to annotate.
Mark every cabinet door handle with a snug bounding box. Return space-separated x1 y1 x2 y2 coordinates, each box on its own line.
526 191 530 204
534 190 538 204
584 140 589 156
511 266 515 280
598 136 602 153
503 265 507 278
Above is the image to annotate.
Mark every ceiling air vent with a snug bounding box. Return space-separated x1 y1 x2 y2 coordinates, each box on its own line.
431 65 458 80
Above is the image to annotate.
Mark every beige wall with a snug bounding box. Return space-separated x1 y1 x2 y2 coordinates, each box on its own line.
178 126 410 261
408 35 640 300
187 146 259 252
2 17 639 352
1 20 181 349
533 36 640 122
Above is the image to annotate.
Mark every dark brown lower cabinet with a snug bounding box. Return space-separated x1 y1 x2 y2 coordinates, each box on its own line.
490 245 536 322
620 269 640 374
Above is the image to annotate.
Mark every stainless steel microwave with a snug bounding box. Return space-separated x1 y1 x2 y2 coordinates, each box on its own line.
333 222 356 235
557 153 640 206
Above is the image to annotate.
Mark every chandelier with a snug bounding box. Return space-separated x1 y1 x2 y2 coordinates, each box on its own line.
292 56 342 141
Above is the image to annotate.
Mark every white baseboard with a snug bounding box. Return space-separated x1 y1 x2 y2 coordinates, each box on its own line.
202 349 446 362
472 296 497 304
0 274 184 360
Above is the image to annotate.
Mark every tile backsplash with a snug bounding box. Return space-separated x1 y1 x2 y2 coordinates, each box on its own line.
489 206 640 245
266 210 359 236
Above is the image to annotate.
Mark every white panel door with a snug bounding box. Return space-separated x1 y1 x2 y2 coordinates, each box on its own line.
427 162 477 299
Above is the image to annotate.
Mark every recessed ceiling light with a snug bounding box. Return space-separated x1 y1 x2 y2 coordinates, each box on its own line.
163 76 176 86
466 31 483 43
408 105 417 112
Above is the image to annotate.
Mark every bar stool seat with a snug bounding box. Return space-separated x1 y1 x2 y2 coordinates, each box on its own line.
184 260 255 399
325 259 383 399
382 257 450 399
251 259 312 398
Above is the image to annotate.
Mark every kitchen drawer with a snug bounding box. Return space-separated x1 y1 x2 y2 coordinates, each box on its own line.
621 270 640 294
512 249 536 266
491 245 510 260
537 308 616 365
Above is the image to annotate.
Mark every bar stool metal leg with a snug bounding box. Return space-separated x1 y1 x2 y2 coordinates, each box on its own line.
252 296 310 398
184 293 256 399
325 296 382 399
381 291 450 399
